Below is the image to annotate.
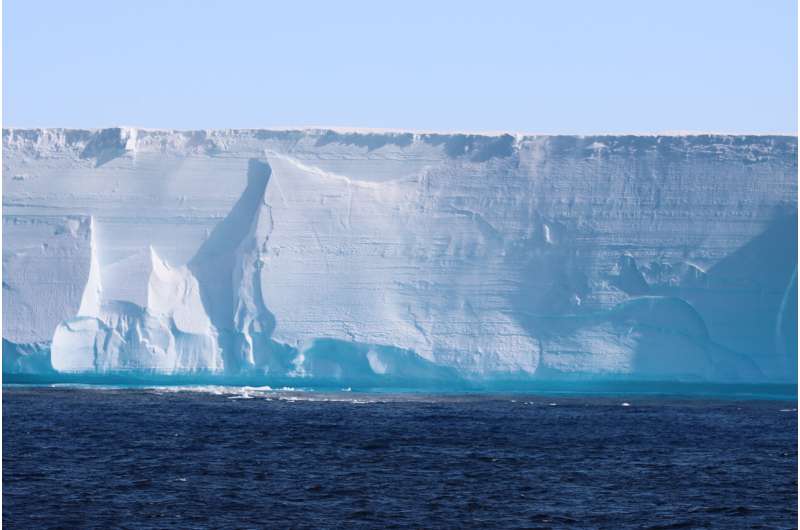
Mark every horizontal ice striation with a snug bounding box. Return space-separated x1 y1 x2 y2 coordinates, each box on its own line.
2 128 797 384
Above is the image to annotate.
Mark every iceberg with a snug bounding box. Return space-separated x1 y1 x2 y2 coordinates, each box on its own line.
3 128 797 385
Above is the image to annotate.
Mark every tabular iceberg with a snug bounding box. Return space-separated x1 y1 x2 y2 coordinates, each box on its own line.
3 128 797 385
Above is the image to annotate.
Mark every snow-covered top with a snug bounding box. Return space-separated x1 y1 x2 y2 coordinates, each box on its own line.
4 127 796 167
4 126 796 137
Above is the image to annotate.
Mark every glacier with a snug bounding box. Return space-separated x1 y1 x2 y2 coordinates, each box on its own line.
2 128 797 386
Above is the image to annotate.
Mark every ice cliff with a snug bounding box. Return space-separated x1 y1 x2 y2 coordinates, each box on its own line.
3 128 797 384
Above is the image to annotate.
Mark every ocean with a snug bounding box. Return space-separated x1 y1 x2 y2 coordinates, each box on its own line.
3 386 797 529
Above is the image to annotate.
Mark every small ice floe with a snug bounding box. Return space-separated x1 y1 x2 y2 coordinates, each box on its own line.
341 387 352 392
779 408 797 412
548 402 558 407
621 402 631 407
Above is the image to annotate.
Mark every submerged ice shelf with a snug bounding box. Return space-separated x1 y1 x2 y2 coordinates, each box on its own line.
2 128 797 385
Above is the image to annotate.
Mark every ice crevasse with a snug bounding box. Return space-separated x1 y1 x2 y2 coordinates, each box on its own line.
2 128 797 384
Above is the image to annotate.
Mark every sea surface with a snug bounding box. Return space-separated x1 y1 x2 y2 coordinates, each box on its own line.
3 386 797 529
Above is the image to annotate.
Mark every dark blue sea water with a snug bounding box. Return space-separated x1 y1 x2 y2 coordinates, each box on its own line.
3 386 797 529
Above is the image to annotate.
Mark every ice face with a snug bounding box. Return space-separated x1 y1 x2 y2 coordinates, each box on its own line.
2 129 797 383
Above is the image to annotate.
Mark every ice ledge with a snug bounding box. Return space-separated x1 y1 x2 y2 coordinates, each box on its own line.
4 125 797 137
5 127 795 170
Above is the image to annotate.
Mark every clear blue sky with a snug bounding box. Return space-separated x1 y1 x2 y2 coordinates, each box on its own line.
3 0 797 133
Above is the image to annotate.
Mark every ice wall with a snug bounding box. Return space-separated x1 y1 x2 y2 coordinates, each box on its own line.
3 128 797 383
